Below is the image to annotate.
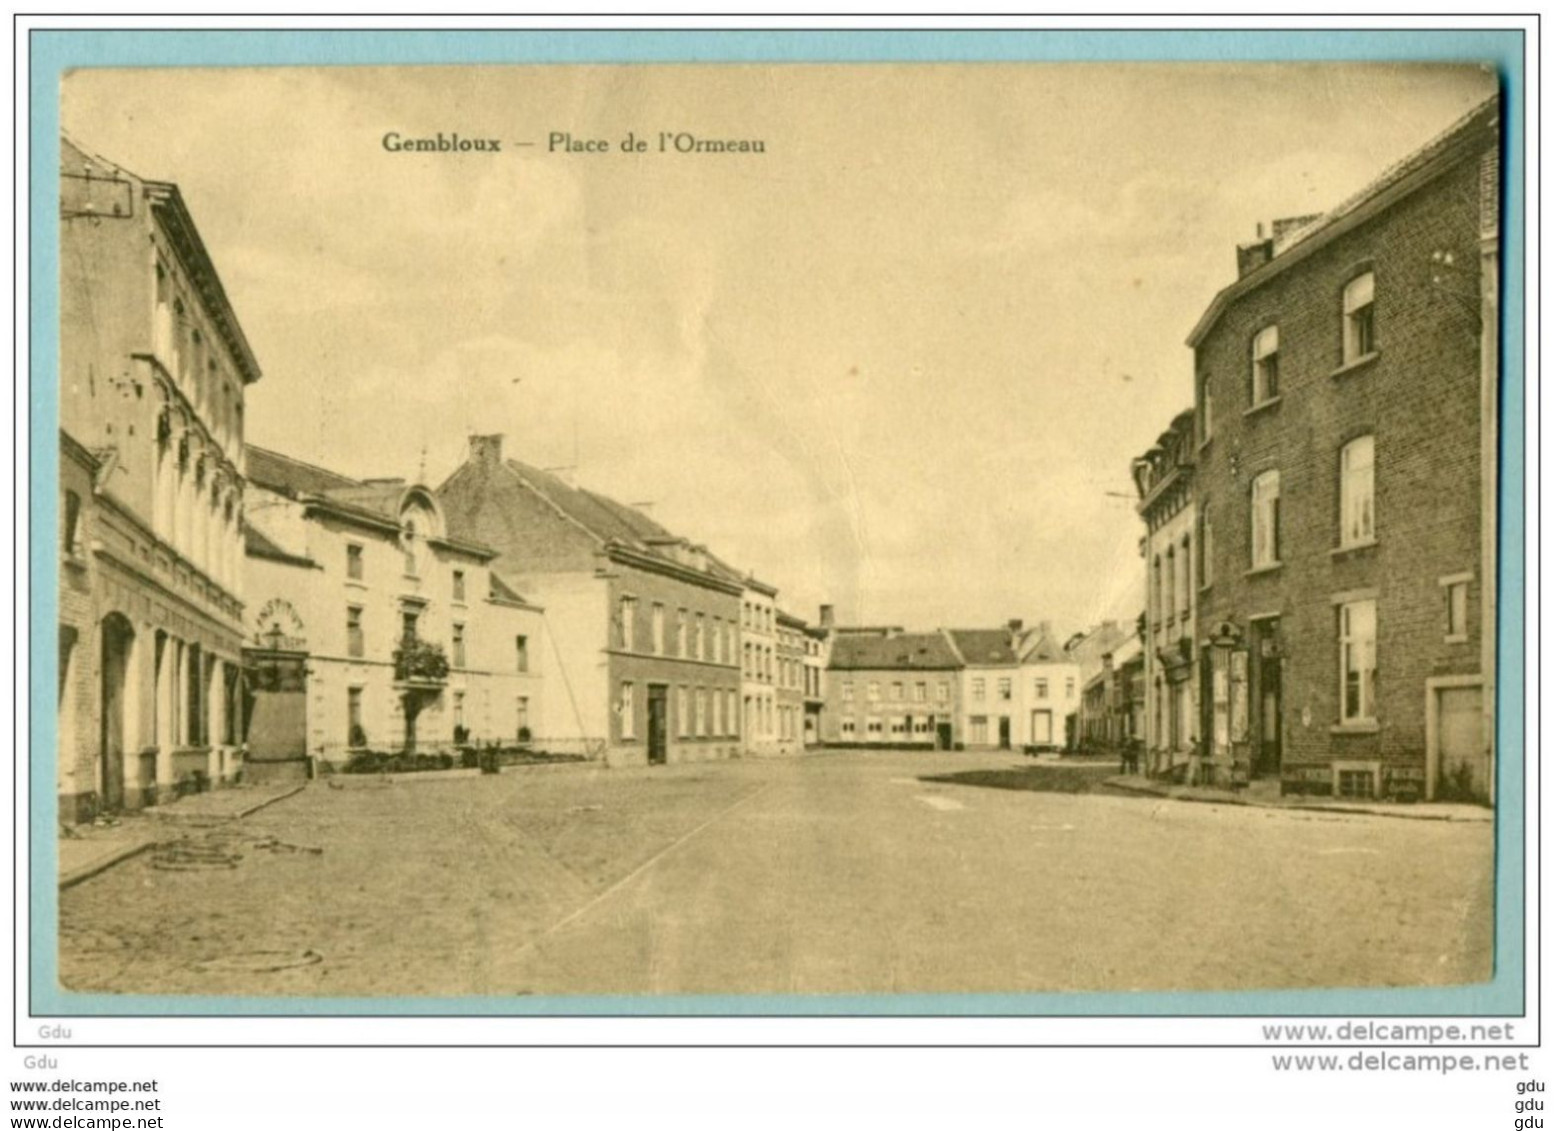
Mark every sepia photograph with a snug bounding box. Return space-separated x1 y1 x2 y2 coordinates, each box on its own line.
50 59 1505 1002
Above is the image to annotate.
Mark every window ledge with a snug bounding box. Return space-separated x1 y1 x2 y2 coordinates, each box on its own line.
1330 539 1378 559
1243 562 1284 578
1243 396 1283 419
1445 633 1470 645
1331 351 1381 380
1330 722 1379 735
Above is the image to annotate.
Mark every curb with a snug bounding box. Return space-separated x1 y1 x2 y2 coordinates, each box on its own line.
59 838 159 890
1104 776 1492 823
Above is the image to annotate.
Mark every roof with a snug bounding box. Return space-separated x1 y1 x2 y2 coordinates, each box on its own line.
487 571 537 608
243 523 317 569
945 628 1018 667
507 459 675 547
1187 96 1498 348
1019 628 1068 663
247 446 359 498
829 632 962 672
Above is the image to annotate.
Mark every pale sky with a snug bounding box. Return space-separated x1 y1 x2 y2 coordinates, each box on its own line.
62 63 1497 634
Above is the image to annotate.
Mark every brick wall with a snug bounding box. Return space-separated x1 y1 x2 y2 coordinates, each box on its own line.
1194 137 1492 797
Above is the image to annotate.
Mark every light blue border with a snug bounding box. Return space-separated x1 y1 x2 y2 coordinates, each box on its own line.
30 28 1527 1020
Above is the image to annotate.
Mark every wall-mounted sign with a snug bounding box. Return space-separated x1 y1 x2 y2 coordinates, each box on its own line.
252 597 307 650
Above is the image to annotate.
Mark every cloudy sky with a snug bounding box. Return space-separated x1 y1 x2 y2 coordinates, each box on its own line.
62 62 1495 634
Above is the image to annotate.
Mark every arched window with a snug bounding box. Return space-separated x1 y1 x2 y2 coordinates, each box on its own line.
1251 324 1279 404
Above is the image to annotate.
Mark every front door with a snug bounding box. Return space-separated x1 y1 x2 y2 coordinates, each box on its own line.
98 615 133 813
243 650 309 762
1436 686 1487 801
1031 710 1053 747
936 722 952 750
998 716 1012 749
1253 621 1282 779
647 685 668 765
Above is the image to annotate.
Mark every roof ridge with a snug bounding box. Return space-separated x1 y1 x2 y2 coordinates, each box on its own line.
247 443 362 488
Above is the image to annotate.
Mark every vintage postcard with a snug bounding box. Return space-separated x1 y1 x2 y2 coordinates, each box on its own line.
52 61 1505 1002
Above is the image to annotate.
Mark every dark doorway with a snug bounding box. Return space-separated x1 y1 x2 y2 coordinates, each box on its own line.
647 684 668 765
1253 619 1283 779
243 648 310 773
936 721 953 750
98 614 134 814
998 716 1012 749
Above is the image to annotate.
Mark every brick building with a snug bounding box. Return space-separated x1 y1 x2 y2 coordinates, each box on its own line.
1132 408 1200 778
243 446 544 770
438 434 744 766
58 136 258 820
822 628 960 749
1188 98 1499 801
775 610 808 755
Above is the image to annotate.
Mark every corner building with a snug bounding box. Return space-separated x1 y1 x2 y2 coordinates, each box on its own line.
1188 99 1499 802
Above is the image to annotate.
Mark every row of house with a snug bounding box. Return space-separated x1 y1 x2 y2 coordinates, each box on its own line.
817 620 1082 752
1130 97 1500 804
56 134 835 821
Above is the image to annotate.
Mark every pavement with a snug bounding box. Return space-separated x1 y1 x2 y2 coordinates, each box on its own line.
58 749 1495 997
58 780 308 888
1102 773 1494 823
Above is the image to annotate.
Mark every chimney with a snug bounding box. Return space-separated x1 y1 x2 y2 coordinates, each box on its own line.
1236 236 1274 278
1007 618 1024 634
470 434 504 468
819 604 835 628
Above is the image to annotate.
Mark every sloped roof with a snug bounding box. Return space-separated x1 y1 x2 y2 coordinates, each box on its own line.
946 629 1018 666
488 571 530 605
247 446 359 498
830 632 961 671
243 522 316 569
1188 96 1498 347
505 459 675 547
1019 629 1067 663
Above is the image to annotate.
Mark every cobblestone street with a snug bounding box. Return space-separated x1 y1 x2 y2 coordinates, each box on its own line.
59 751 1494 998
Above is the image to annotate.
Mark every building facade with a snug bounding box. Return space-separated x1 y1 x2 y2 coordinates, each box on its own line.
775 610 807 755
438 434 744 766
1016 623 1080 751
946 627 1021 750
801 605 834 746
1188 98 1499 801
58 136 258 820
740 580 780 755
1064 621 1129 751
821 629 960 748
243 446 544 769
1133 409 1200 778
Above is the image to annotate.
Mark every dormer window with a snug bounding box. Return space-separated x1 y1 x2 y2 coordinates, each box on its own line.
402 519 419 576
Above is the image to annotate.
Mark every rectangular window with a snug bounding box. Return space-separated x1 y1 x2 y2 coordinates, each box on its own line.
452 568 465 601
972 677 986 701
676 686 689 738
1343 272 1376 362
891 681 904 701
677 609 688 656
620 681 636 740
516 696 530 738
1340 435 1376 546
914 681 927 702
997 677 1012 701
453 690 465 728
841 718 857 737
727 690 739 736
619 596 637 650
712 689 724 736
1251 471 1281 569
937 681 950 702
347 687 363 746
1201 507 1215 588
1035 679 1048 699
866 718 883 738
346 606 364 658
62 489 82 555
868 681 880 702
1251 324 1279 403
515 635 529 673
451 623 466 668
696 613 706 660
842 681 855 701
401 610 419 643
651 603 665 654
695 689 707 737
344 543 364 580
1338 599 1378 724
890 717 908 736
1199 372 1214 443
1065 677 1076 698
1445 579 1470 640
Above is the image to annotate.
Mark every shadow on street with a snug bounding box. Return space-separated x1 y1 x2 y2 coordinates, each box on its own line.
919 761 1131 796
